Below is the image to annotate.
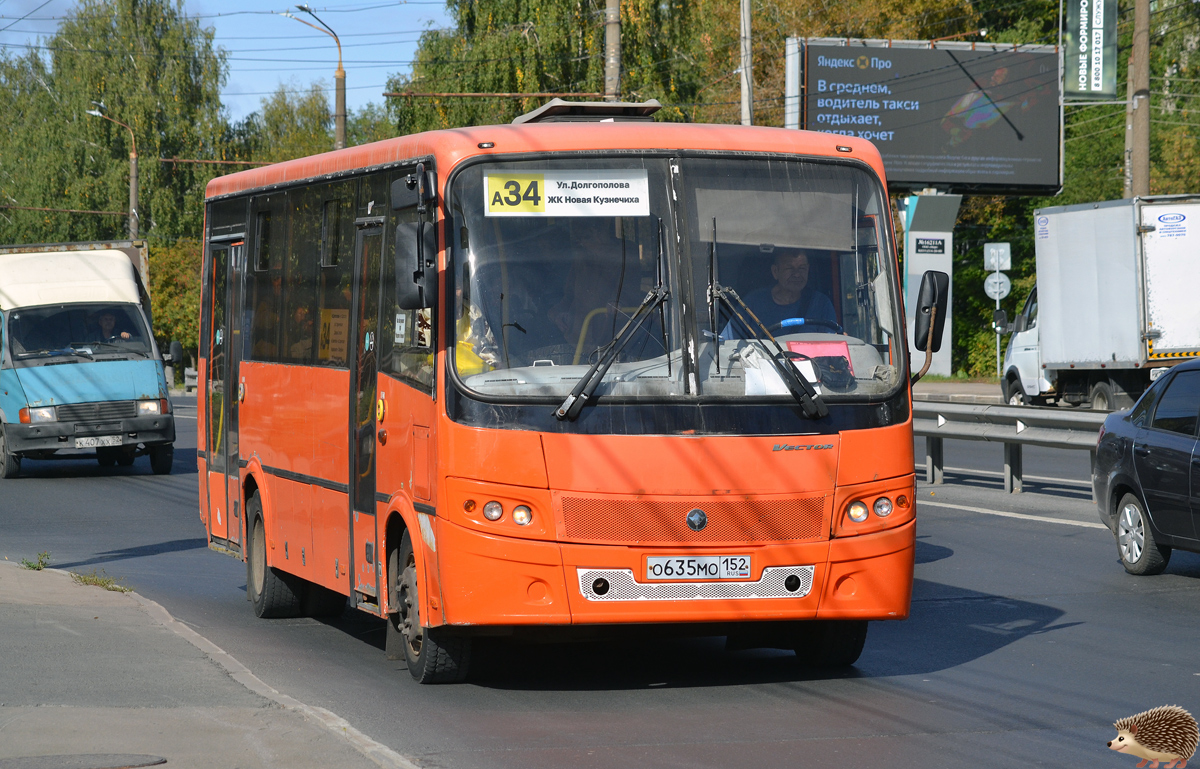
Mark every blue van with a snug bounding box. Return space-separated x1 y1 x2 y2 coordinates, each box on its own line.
0 242 175 477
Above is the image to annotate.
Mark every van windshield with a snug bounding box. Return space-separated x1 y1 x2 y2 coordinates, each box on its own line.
449 156 903 403
7 303 153 363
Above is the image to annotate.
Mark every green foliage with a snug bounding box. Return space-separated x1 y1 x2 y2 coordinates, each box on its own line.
148 238 202 359
0 0 228 243
20 551 51 570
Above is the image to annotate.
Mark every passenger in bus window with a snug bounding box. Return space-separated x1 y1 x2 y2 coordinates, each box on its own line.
738 249 836 332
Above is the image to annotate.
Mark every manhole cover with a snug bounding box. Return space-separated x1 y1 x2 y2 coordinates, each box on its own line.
0 755 166 769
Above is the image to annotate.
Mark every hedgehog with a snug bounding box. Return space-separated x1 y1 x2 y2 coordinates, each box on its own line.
1108 706 1199 768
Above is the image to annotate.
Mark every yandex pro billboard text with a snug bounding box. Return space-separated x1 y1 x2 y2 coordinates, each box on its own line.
799 40 1062 195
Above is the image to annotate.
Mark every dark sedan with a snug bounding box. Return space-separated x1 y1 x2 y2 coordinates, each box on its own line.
1093 359 1200 574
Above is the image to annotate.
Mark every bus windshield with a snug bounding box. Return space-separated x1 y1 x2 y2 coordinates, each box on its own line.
450 156 903 403
7 303 153 363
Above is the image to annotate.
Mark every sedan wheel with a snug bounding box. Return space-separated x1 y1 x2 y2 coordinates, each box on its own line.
1116 493 1170 575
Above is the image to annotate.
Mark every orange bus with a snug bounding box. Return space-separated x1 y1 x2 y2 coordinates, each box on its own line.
198 99 946 683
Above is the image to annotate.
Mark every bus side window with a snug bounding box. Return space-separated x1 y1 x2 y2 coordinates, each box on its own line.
315 180 356 368
381 177 435 394
247 195 286 362
281 188 321 365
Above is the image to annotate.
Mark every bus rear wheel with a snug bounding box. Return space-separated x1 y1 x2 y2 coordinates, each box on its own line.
246 493 303 618
792 620 868 667
387 530 470 683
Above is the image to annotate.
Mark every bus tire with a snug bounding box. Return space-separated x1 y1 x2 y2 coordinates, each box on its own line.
149 445 174 475
792 620 868 667
0 428 20 479
246 493 303 618
388 530 470 683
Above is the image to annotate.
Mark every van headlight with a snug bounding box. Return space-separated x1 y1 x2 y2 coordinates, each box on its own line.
137 400 162 416
22 406 56 423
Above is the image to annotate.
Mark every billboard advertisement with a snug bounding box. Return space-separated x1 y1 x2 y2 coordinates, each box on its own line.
1064 0 1118 98
801 40 1062 195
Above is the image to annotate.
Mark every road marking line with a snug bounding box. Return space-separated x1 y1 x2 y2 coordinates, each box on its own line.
919 500 1108 529
914 465 1091 487
128 592 421 769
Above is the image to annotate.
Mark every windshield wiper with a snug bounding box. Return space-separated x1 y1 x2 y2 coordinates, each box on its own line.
555 283 669 421
17 347 92 361
707 237 828 419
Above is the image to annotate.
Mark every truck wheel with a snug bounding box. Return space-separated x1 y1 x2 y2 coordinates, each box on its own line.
246 493 304 618
96 448 117 467
0 429 20 479
1003 377 1026 406
1090 381 1114 411
388 530 470 683
149 445 174 475
115 449 136 467
1116 493 1170 575
792 620 868 667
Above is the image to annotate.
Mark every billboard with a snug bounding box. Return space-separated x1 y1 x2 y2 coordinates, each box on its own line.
796 39 1062 195
1064 0 1118 98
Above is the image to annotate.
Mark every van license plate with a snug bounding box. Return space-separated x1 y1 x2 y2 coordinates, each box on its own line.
646 555 751 581
76 435 122 448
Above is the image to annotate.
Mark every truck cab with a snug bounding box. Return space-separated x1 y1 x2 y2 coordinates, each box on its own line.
1002 288 1051 404
0 247 175 477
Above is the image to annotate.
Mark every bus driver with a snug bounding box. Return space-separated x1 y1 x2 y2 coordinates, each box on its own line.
740 249 837 331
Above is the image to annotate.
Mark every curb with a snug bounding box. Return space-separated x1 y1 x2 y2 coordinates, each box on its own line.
18 564 422 769
126 592 423 769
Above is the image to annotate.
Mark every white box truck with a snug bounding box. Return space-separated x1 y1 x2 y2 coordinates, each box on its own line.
1000 195 1200 410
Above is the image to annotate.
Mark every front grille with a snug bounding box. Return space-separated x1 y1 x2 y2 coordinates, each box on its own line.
57 400 136 422
559 494 828 544
577 566 815 601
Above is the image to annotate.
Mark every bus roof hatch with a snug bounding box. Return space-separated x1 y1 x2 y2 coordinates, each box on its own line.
512 98 662 124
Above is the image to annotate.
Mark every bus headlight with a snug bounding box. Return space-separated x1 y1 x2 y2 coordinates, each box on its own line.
847 501 869 522
21 406 56 423
483 501 504 521
512 505 533 526
137 400 162 416
873 497 893 517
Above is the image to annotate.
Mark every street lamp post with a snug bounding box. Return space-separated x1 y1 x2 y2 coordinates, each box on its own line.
85 108 138 238
282 6 345 150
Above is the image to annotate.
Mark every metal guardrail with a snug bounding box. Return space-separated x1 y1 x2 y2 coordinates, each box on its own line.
913 401 1106 493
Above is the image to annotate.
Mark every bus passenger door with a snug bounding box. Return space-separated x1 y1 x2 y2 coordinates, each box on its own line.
348 221 384 606
204 242 245 549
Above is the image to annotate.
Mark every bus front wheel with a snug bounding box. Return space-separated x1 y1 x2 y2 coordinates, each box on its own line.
792 620 868 667
387 530 471 683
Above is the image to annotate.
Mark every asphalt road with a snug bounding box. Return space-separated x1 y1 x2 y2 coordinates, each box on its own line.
2 402 1198 769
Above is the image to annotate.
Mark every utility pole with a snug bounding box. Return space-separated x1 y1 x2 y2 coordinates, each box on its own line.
739 0 753 125
285 6 345 150
1131 0 1150 196
604 0 620 101
1123 60 1134 198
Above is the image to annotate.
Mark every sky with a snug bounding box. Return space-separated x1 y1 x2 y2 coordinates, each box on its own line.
0 0 453 120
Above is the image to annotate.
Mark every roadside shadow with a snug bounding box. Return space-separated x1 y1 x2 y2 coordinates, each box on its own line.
935 469 1092 502
461 577 1070 691
54 538 209 569
14 450 198 478
915 535 953 564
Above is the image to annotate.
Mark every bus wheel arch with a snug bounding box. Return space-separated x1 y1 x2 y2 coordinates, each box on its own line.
244 477 303 619
384 508 470 683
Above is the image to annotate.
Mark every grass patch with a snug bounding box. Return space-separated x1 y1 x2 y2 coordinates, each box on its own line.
20 551 51 570
70 569 133 593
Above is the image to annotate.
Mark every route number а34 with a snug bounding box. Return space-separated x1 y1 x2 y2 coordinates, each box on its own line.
487 174 544 214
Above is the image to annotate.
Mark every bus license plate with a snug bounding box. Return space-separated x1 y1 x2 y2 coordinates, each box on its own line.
646 555 751 581
76 435 122 448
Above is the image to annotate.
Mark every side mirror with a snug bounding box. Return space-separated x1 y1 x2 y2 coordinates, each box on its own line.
168 340 184 364
913 270 949 352
992 309 1008 332
392 163 439 310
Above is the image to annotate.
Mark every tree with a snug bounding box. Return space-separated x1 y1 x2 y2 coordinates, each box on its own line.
148 238 203 361
0 0 228 244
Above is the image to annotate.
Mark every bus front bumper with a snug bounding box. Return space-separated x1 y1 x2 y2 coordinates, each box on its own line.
435 518 914 627
5 415 176 454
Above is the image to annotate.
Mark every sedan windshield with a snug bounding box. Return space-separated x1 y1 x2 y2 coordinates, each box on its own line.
449 156 903 403
7 303 153 362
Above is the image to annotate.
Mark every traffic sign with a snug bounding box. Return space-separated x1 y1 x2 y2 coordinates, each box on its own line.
984 272 1011 300
984 242 1011 271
